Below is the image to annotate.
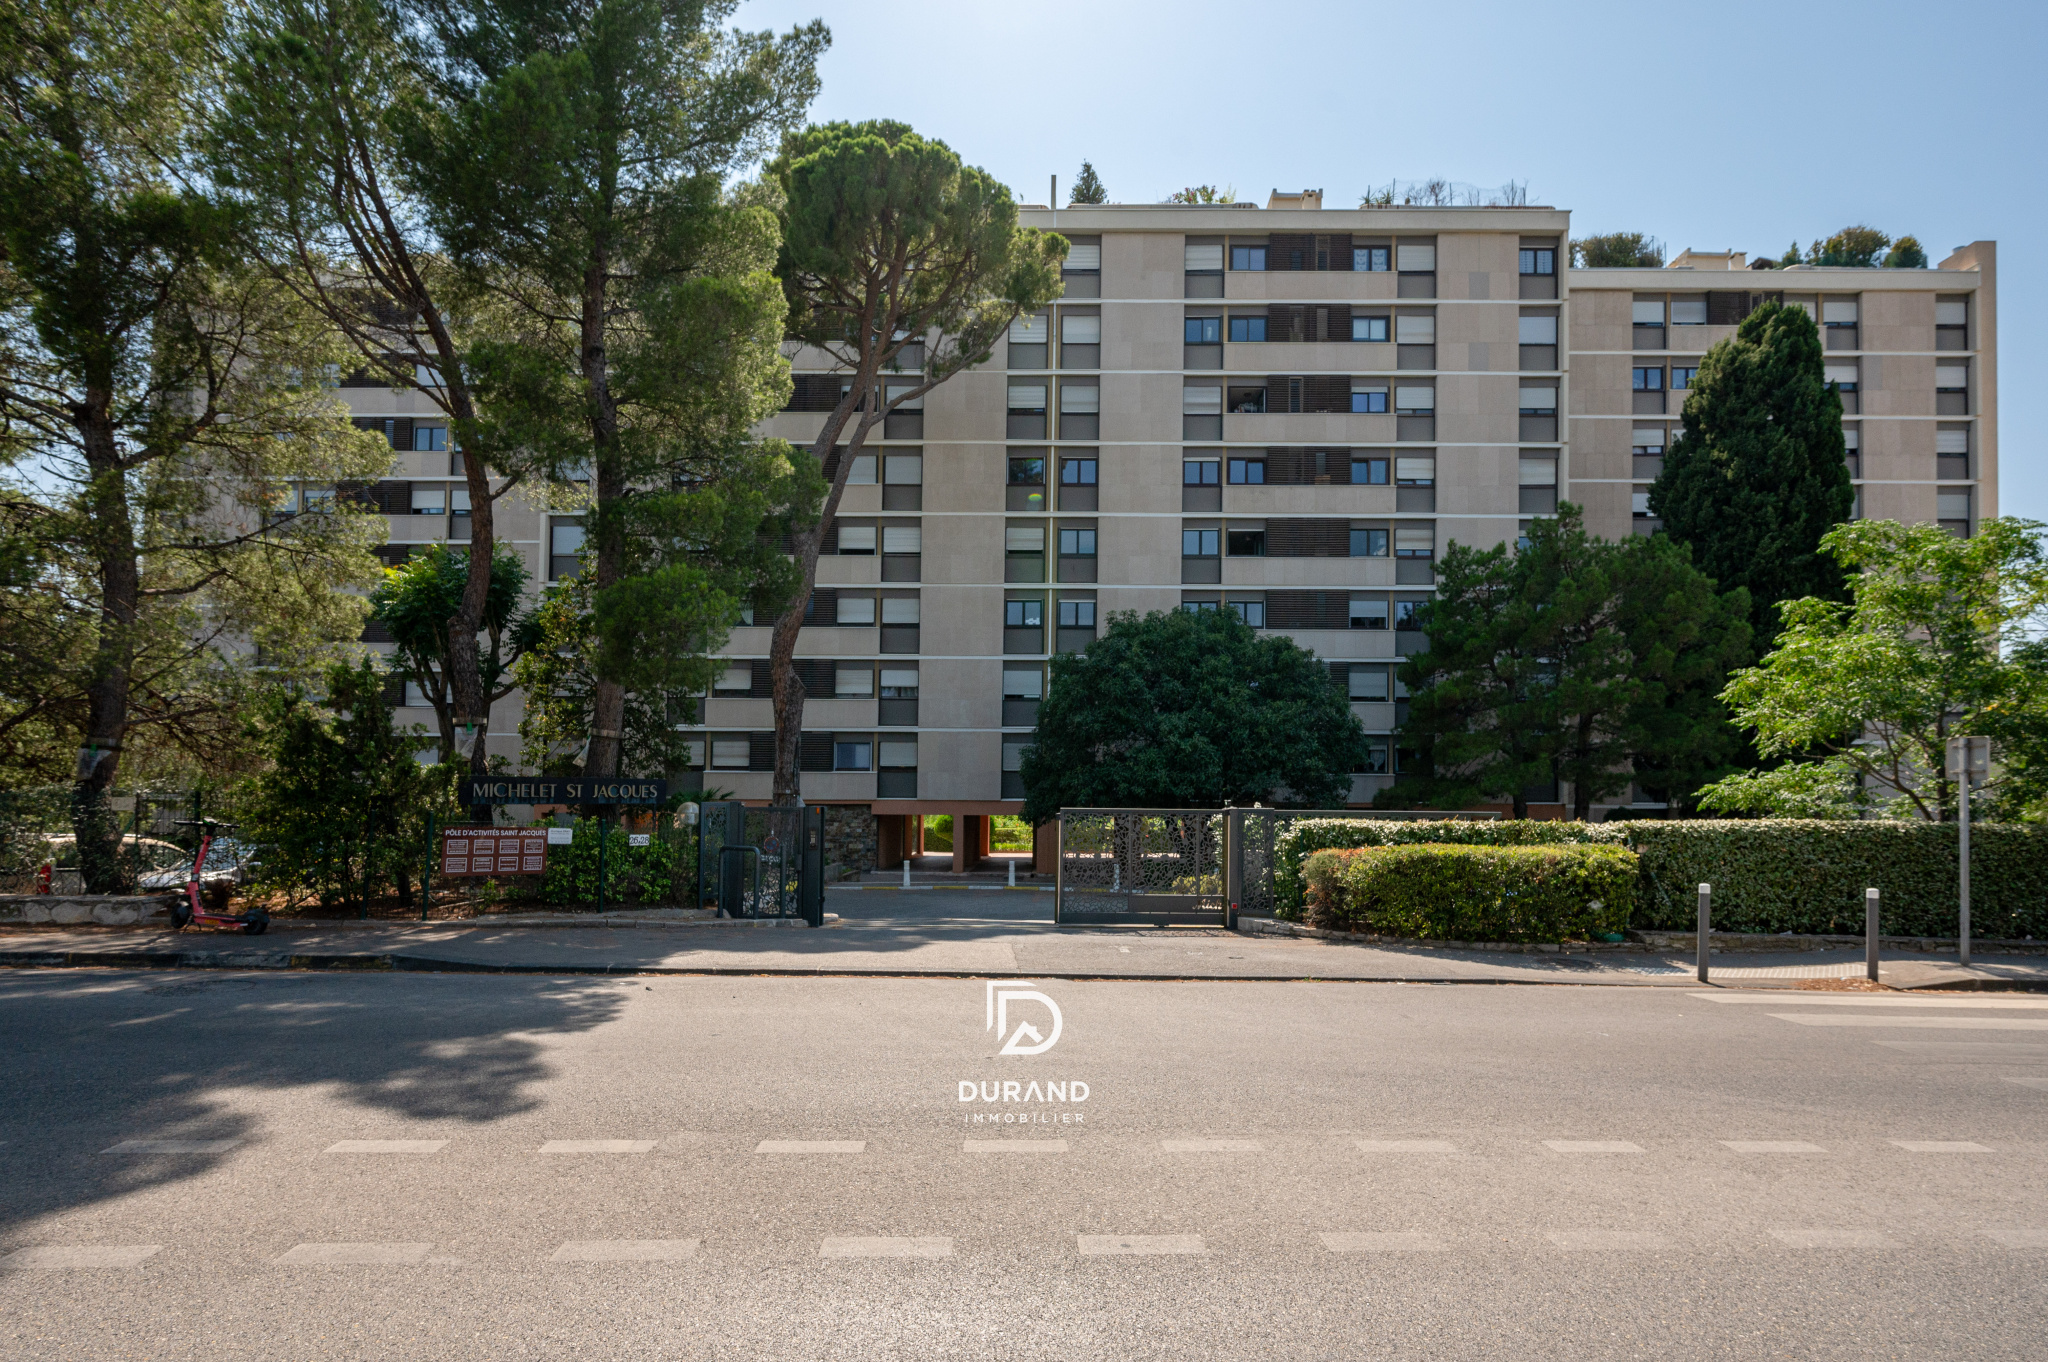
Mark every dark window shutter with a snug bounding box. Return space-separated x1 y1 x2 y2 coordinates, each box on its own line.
1266 519 1351 557
351 417 383 434
749 660 774 698
1326 661 1350 685
821 446 844 482
1303 376 1349 414
1323 233 1353 270
799 732 835 772
1266 592 1346 629
378 480 413 514
1324 304 1351 339
1268 233 1313 271
820 521 839 554
805 589 837 625
360 617 395 643
1267 376 1302 413
788 374 846 413
793 659 836 697
1265 304 1302 343
1265 448 1303 485
1705 291 1748 325
748 732 776 771
389 419 414 451
336 480 373 509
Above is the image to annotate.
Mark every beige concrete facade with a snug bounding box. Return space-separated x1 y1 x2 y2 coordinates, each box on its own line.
332 201 1996 829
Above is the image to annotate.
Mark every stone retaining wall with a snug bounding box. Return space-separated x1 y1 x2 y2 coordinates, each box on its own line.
0 894 177 926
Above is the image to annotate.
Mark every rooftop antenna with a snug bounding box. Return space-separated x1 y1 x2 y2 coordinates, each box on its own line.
1050 174 1057 230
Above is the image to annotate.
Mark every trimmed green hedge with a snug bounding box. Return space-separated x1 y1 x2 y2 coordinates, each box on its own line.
1272 818 2048 940
1304 843 1636 942
1273 818 1620 917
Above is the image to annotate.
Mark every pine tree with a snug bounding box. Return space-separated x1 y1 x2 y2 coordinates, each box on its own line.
1648 300 1854 648
1069 160 1107 204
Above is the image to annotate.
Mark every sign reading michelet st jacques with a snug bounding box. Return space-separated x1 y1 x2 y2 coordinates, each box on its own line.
440 826 548 877
464 778 668 806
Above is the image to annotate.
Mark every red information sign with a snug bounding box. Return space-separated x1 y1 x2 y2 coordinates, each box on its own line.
440 826 548 877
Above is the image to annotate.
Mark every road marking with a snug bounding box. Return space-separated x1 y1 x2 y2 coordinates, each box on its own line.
1162 1139 1262 1153
1355 1139 1458 1153
539 1140 657 1154
2003 1077 2048 1090
963 1139 1067 1153
820 1236 951 1258
1770 1229 1891 1248
1693 992 2048 1010
1876 1042 2048 1059
1544 1140 1643 1154
324 1140 447 1154
276 1242 432 1265
1890 1140 1991 1153
551 1239 699 1261
2 1245 160 1269
1077 1234 1206 1256
1772 1014 2048 1031
1721 1141 1825 1154
102 1139 239 1154
1982 1229 2048 1248
1319 1232 1446 1251
755 1140 865 1154
1547 1231 1671 1250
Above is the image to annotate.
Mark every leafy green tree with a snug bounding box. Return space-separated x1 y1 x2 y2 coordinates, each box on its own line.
1698 518 2048 821
1169 185 1234 204
370 544 529 762
1810 225 1890 267
1069 160 1107 204
767 120 1065 802
1 0 388 890
237 659 459 912
402 0 827 782
1570 232 1663 268
1019 609 1365 820
1649 299 1854 648
1884 236 1929 269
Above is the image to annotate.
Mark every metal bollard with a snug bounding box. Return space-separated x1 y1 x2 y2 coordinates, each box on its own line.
902 859 911 889
1007 857 1017 889
1866 887 1881 984
1696 883 1711 984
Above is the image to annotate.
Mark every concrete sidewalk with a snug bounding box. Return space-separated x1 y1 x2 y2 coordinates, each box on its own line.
1 889 2041 989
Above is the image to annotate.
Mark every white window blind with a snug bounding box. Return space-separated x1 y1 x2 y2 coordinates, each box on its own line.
1824 363 1859 387
1008 314 1048 344
1519 458 1558 486
1632 490 1652 515
878 740 918 768
1669 298 1708 325
836 596 876 625
1395 243 1435 272
881 597 920 624
1349 597 1388 627
450 486 471 512
883 454 922 484
1060 314 1101 344
879 668 918 693
1822 300 1859 325
1182 385 1222 415
1936 428 1969 455
1348 668 1389 701
1395 457 1436 483
1394 386 1434 413
1007 383 1047 409
1937 491 1972 520
1005 526 1045 552
1936 364 1969 389
885 382 923 411
1395 314 1436 344
1632 428 1666 450
1059 384 1099 413
1841 428 1861 451
1518 315 1557 345
714 665 750 692
1394 526 1434 553
837 525 877 553
550 522 584 555
710 740 749 768
1001 741 1029 772
1002 669 1043 698
881 525 922 554
1632 300 1665 325
410 485 446 514
1936 300 1968 326
846 454 877 484
1184 242 1224 271
1065 244 1101 271
1518 386 1558 412
835 666 873 696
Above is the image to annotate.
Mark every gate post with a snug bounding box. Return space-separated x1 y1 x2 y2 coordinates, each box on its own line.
1224 809 1243 930
801 804 825 927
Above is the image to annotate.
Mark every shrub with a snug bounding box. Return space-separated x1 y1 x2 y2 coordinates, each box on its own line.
1304 843 1636 942
1273 818 1622 917
538 818 678 907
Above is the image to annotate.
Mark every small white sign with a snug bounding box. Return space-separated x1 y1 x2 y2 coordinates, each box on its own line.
629 833 650 847
546 826 573 845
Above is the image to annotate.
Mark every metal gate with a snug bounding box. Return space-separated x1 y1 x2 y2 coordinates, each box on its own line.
695 802 825 926
1053 809 1226 926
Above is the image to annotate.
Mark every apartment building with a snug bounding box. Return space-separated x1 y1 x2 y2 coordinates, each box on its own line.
331 196 1996 861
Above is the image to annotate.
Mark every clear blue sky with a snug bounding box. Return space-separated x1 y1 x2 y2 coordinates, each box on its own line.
734 0 2045 518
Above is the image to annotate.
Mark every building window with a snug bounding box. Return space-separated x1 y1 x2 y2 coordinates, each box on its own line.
1518 315 1558 345
1631 367 1663 392
1227 457 1266 485
1058 600 1096 629
1182 600 1219 614
1229 599 1265 628
1004 598 1043 628
1226 528 1265 557
1351 315 1389 343
836 596 877 626
1185 316 1221 345
409 485 446 515
1182 528 1220 558
1231 245 1267 271
1825 362 1859 394
1395 457 1434 488
549 518 584 580
1183 459 1219 487
1350 596 1389 629
1008 456 1045 487
1058 527 1096 557
710 739 750 769
1394 526 1433 560
1352 383 1389 414
1350 528 1389 557
412 425 449 452
840 524 881 556
1062 457 1099 488
835 665 873 697
1671 298 1707 326
1349 666 1390 701
1354 246 1391 272
833 740 872 772
1351 456 1388 485
1394 386 1434 415
1671 366 1698 390
1394 599 1425 630
1519 248 1555 277
1227 316 1266 343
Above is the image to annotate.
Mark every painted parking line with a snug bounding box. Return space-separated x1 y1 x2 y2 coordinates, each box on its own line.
1694 993 2048 1010
2003 1077 2048 1090
2 1245 161 1269
1773 1014 2048 1031
1547 1231 1672 1250
755 1141 865 1154
1544 1141 1643 1154
962 1140 1067 1154
102 1139 239 1154
1077 1235 1206 1256
1770 1229 1892 1248
1982 1229 2048 1248
1161 1139 1263 1153
539 1140 657 1154
1876 1042 2048 1060
1890 1140 1992 1153
276 1242 433 1265
1355 1139 1457 1153
324 1140 447 1154
819 1237 951 1259
551 1239 699 1262
1721 1141 1826 1154
1319 1232 1446 1252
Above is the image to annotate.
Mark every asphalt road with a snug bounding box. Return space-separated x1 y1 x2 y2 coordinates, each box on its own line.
0 969 2043 1360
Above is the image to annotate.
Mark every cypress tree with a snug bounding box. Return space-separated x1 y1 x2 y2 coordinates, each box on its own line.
1648 300 1853 648
1069 160 1107 204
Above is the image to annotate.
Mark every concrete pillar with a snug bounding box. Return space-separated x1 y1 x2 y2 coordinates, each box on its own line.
1033 821 1056 875
951 815 970 873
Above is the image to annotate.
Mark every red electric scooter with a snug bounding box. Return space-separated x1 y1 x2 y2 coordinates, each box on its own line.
168 820 268 935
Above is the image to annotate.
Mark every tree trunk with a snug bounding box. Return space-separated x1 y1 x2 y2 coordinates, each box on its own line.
578 256 625 781
72 391 133 894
